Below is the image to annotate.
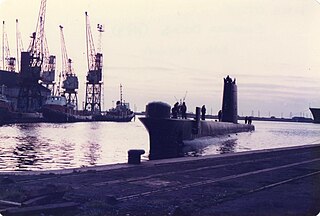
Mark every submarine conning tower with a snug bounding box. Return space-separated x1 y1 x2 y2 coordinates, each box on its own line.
145 101 171 118
221 75 238 124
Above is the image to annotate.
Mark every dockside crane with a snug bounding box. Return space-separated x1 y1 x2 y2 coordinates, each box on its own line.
39 0 56 95
84 12 103 114
97 24 104 53
16 19 24 72
97 23 104 110
58 25 79 109
2 21 16 72
17 0 52 112
41 37 56 94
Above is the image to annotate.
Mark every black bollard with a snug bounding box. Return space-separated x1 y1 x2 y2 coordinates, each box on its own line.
128 149 145 164
192 107 201 134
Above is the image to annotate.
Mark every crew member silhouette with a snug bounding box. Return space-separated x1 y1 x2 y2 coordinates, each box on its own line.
181 102 187 119
172 102 179 119
218 110 222 122
201 105 206 120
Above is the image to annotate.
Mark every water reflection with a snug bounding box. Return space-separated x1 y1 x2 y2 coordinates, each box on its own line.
82 142 101 166
217 139 237 154
14 124 42 169
184 136 238 156
0 120 318 171
14 142 38 168
55 139 75 168
81 122 102 166
0 123 85 170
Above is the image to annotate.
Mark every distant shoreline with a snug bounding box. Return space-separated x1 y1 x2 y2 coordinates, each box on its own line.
134 112 314 123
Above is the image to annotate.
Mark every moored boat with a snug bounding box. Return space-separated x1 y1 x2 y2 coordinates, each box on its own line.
0 95 13 124
93 84 135 122
42 95 92 123
93 101 135 122
0 95 44 124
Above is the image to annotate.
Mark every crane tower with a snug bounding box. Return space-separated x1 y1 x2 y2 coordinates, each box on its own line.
16 19 24 72
2 21 16 72
41 12 56 95
17 0 52 112
58 25 79 109
84 12 103 114
41 39 56 95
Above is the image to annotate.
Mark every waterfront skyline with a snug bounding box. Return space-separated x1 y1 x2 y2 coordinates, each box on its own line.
1 0 320 117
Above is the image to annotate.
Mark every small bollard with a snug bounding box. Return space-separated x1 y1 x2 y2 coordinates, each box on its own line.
128 149 145 164
192 107 201 134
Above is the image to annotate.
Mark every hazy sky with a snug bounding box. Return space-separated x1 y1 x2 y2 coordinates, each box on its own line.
1 0 320 117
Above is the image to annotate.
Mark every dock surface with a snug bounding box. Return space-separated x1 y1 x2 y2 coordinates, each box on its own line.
0 144 320 215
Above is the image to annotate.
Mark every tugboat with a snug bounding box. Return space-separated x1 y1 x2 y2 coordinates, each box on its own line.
93 84 135 122
42 95 92 123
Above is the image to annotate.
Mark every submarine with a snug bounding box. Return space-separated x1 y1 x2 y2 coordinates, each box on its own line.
139 76 255 160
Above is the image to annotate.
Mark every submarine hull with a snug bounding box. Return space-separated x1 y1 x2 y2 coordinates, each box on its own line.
140 76 253 160
140 117 254 160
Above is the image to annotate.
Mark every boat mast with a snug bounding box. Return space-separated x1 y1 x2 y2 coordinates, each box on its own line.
120 84 123 105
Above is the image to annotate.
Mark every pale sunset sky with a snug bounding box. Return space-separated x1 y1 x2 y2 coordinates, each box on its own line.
1 0 320 118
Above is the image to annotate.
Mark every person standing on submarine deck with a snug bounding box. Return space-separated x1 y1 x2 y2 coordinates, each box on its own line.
172 102 179 119
201 105 206 120
218 110 222 122
181 102 187 119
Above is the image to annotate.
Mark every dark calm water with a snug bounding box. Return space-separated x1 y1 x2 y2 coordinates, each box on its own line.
0 120 319 171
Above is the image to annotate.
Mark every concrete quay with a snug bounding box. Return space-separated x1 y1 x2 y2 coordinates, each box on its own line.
0 144 320 216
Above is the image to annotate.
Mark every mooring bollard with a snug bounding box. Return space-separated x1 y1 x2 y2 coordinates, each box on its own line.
128 149 145 164
192 107 201 134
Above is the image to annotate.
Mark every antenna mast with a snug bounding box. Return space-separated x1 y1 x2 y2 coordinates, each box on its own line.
183 91 188 102
120 84 123 104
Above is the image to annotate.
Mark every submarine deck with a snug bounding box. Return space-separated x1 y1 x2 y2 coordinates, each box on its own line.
0 144 319 215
